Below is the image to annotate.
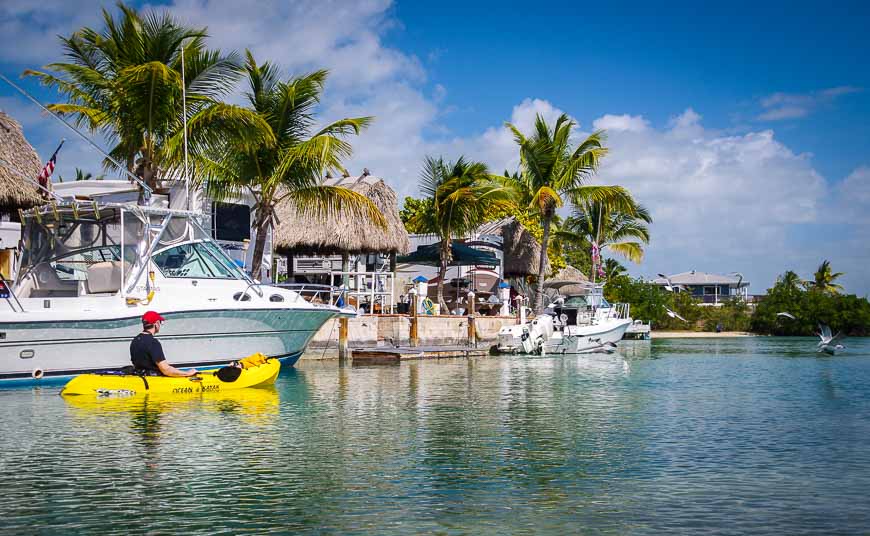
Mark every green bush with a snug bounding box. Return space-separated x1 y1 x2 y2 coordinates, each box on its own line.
751 275 870 336
602 270 870 335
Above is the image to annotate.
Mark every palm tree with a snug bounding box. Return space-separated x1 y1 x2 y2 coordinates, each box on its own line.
810 260 845 294
198 51 383 280
504 114 621 311
25 3 268 193
558 196 652 279
602 258 628 282
409 156 515 311
777 270 804 293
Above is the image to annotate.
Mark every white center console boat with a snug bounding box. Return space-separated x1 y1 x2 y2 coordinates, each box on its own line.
498 281 632 355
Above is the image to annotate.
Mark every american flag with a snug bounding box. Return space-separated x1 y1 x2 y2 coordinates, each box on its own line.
37 140 64 196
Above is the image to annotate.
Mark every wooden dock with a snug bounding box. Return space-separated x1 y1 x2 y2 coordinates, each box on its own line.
350 345 493 365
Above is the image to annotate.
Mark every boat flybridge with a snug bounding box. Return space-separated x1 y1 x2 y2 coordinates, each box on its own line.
497 280 633 355
0 200 343 383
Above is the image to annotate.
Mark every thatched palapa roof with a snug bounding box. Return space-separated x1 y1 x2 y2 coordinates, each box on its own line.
475 217 548 276
0 111 44 211
545 265 590 296
274 172 410 256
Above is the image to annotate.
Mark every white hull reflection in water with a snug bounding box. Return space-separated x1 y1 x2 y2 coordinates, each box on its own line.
1 337 869 534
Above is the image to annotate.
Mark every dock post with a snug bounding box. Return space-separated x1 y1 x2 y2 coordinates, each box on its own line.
467 290 476 348
338 317 349 364
410 288 419 347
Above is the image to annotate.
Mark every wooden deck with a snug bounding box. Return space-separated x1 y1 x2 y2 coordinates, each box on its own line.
350 345 493 365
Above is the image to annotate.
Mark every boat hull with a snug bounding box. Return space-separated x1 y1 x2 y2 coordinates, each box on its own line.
543 318 633 354
0 307 333 383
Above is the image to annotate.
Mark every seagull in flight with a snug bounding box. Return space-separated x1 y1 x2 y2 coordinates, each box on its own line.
817 323 846 355
666 308 687 322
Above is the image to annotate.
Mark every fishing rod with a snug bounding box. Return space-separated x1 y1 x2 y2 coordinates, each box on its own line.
0 155 65 203
0 73 153 200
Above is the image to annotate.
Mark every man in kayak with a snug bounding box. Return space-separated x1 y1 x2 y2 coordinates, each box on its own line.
130 311 198 377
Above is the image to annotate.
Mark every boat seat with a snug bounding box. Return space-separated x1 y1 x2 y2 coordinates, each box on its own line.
17 263 79 298
86 261 123 294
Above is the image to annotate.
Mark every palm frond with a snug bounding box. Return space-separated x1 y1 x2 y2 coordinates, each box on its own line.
607 241 645 263
283 185 387 229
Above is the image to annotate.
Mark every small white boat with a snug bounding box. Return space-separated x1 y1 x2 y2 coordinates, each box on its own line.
497 281 632 355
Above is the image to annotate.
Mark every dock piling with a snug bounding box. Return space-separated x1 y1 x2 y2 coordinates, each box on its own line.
410 289 419 347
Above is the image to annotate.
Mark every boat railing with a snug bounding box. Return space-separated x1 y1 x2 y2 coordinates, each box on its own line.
0 278 25 313
275 283 347 308
595 302 630 321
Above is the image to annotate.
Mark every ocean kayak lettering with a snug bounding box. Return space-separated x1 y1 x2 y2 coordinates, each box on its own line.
172 384 221 394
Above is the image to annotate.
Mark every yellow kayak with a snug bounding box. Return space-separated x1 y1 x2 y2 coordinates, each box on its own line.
61 353 280 397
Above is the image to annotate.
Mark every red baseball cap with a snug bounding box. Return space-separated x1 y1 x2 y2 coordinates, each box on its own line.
142 311 166 324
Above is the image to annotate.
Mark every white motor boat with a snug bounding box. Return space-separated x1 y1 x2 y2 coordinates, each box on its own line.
542 282 632 354
0 201 343 384
496 303 554 354
497 281 632 355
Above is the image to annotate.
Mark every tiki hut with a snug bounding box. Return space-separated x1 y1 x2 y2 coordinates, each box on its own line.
273 171 410 256
475 217 548 276
0 111 44 216
545 265 590 296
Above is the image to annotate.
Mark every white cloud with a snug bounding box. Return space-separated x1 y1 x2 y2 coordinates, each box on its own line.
0 1 109 65
757 86 863 121
835 166 870 224
758 106 809 121
593 114 649 132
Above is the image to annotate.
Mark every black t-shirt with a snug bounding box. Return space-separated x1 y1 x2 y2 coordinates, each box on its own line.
130 332 166 372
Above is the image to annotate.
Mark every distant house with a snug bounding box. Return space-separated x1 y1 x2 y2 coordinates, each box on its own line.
651 270 749 305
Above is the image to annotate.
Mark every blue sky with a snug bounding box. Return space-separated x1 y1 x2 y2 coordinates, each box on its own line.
1 1 868 295
387 1 870 180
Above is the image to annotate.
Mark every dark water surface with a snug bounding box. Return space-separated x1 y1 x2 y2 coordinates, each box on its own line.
1 337 869 535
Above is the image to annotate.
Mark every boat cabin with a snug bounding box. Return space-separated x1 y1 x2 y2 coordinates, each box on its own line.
12 201 251 304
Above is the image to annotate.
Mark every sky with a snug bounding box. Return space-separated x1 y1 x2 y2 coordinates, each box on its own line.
1 0 869 295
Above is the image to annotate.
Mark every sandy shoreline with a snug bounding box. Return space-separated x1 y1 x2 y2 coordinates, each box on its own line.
651 331 757 339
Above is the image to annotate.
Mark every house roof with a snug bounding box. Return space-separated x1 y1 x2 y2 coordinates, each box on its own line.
651 270 749 287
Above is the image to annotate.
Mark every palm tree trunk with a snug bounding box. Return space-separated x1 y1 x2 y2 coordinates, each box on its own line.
533 214 552 313
251 205 271 281
437 240 449 313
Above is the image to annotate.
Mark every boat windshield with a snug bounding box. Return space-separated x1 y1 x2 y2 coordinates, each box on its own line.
153 240 239 279
14 206 142 297
563 295 590 308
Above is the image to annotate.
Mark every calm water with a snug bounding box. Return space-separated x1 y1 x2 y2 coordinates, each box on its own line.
1 337 870 535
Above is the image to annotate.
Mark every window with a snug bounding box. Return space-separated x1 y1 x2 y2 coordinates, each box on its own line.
50 246 121 281
213 202 251 242
564 296 590 307
153 242 238 279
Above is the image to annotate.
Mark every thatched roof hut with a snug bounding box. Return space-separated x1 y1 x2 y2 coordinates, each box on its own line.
0 111 44 213
273 172 410 256
545 265 590 296
475 217 548 276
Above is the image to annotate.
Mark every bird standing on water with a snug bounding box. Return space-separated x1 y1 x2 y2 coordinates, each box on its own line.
816 323 846 355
